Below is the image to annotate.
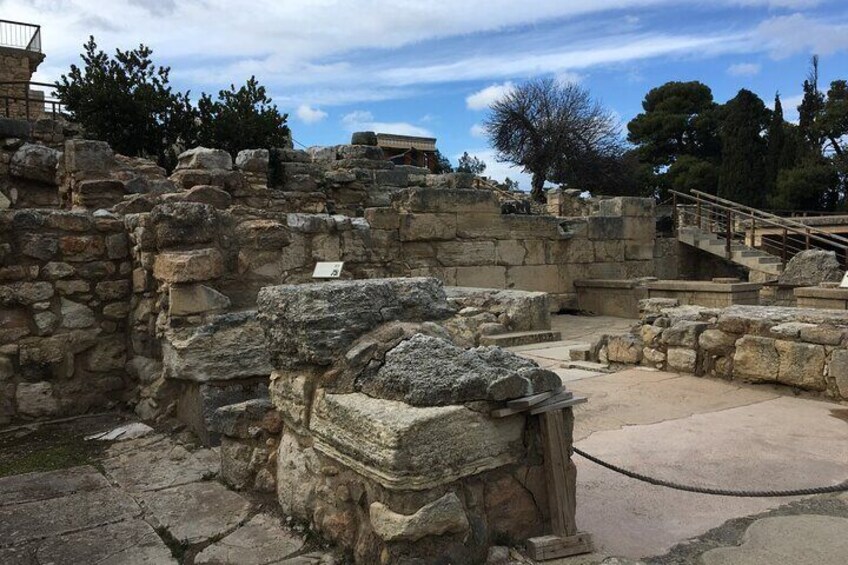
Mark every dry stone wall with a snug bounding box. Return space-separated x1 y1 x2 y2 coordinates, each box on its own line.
600 300 848 400
0 208 132 423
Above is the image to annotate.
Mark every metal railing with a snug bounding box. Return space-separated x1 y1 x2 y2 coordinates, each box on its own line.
0 19 41 52
671 189 848 269
0 81 64 121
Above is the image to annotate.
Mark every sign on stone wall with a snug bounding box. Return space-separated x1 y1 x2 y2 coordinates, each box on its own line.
313 261 344 279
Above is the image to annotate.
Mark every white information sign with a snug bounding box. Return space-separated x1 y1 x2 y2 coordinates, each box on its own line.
313 261 344 279
840 270 848 289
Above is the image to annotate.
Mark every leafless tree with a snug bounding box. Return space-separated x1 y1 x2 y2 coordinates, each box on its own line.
484 78 622 202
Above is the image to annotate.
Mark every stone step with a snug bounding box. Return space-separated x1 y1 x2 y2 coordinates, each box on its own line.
560 360 613 373
480 330 562 348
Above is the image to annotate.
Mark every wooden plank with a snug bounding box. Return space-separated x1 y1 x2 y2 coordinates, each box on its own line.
490 404 529 418
526 533 594 560
506 387 562 409
529 396 586 415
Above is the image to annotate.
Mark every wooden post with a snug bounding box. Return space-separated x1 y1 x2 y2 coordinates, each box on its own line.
750 215 756 248
805 228 811 250
526 408 594 560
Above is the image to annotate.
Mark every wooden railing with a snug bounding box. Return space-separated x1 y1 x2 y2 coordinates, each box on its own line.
0 19 41 52
0 81 64 121
671 189 848 269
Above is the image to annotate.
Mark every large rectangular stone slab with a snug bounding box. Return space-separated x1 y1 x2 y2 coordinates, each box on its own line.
0 465 108 507
309 391 526 490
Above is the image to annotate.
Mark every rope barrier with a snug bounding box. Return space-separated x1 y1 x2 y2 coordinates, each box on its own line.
573 447 848 497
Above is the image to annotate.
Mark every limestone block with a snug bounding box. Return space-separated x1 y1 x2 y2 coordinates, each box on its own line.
235 148 269 173
10 143 60 184
506 265 561 294
454 265 506 288
392 187 500 214
774 340 826 391
310 391 526 489
828 349 848 399
799 325 845 346
593 240 625 262
84 336 127 372
64 139 114 176
587 216 623 240
434 240 495 267
607 335 643 364
364 208 400 230
625 241 655 261
622 217 656 241
234 219 289 250
59 235 105 262
169 284 231 316
444 286 550 332
485 473 545 540
163 311 272 382
149 202 217 249
495 240 526 266
339 144 385 160
16 381 60 417
95 280 131 300
153 248 224 283
698 329 737 353
60 298 96 329
0 281 54 304
662 321 709 348
256 278 452 369
598 197 655 217
362 334 560 405
733 336 779 382
176 147 233 171
369 492 469 542
399 213 457 241
286 213 334 234
177 185 233 209
643 347 666 365
210 398 276 439
778 249 842 286
73 180 124 209
667 347 697 373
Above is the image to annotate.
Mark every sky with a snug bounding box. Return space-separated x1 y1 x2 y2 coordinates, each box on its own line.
3 0 848 188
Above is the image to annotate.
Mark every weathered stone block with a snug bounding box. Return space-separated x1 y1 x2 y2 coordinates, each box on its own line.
310 391 526 490
399 213 457 241
506 265 561 294
10 144 60 184
733 336 779 382
662 321 709 348
74 180 124 209
16 382 60 417
64 139 114 176
392 187 500 214
163 311 272 382
434 241 495 267
235 148 269 173
60 235 105 262
667 347 697 373
454 265 506 289
828 349 848 399
598 197 654 217
774 340 826 390
169 284 231 316
607 335 642 364
153 248 224 283
256 278 452 369
369 493 469 542
698 329 737 353
176 147 232 171
150 202 217 249
587 216 623 240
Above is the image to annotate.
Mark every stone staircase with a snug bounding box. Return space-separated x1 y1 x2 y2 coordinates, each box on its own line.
677 225 784 277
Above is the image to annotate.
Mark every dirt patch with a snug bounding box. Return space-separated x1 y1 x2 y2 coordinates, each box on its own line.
0 413 129 477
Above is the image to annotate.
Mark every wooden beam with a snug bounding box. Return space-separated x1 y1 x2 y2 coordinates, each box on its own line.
507 387 562 409
529 394 584 415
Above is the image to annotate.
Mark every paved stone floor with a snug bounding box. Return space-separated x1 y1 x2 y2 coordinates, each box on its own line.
0 429 335 565
516 320 848 564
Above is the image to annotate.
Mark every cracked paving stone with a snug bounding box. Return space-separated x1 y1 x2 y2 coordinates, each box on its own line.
0 518 177 565
700 515 848 565
102 436 219 493
0 486 142 547
139 481 252 545
0 465 109 507
194 513 305 564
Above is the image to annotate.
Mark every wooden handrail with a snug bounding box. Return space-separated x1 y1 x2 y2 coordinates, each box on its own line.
671 190 848 250
688 189 848 246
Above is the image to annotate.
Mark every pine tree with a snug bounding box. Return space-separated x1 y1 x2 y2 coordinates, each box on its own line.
764 93 785 198
718 89 769 207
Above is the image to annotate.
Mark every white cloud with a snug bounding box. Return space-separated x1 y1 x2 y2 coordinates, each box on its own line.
470 123 488 138
727 62 761 76
555 71 583 85
296 104 327 124
755 14 848 59
341 110 433 137
466 82 515 110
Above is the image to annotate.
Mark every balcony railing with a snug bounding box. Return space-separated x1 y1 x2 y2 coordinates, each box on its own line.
0 81 63 121
0 19 41 53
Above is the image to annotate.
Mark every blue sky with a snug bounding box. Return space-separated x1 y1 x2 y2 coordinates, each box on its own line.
4 0 848 187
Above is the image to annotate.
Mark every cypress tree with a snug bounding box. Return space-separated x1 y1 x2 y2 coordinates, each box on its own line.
718 89 769 207
764 93 785 199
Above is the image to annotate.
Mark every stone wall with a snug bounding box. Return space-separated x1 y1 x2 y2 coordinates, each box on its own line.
601 300 848 400
0 208 132 423
252 278 556 563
